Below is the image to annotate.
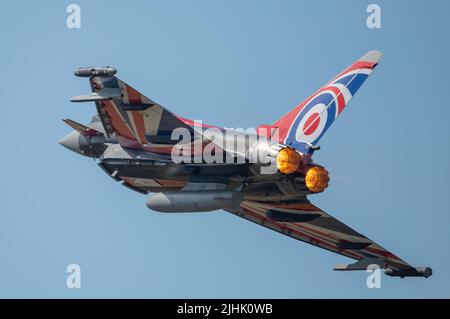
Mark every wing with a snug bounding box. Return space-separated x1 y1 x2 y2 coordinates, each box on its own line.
91 75 198 153
71 69 208 154
225 199 432 277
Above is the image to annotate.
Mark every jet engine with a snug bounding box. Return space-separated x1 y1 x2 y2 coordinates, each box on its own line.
247 139 329 192
146 191 244 213
273 145 330 193
247 139 303 175
270 143 330 193
275 147 302 174
304 166 329 193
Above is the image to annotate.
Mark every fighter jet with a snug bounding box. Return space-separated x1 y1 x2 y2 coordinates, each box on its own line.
60 51 431 278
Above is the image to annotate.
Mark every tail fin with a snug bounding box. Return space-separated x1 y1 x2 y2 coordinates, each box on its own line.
273 50 383 154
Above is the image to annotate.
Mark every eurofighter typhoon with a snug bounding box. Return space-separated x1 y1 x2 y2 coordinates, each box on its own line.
60 51 432 278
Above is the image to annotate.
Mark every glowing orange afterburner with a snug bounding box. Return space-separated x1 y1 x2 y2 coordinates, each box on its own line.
276 147 301 174
305 166 329 193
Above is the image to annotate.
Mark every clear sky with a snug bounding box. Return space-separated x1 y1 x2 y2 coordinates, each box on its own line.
0 0 449 298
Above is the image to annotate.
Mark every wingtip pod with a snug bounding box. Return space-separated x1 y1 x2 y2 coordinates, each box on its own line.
74 66 117 77
385 267 433 278
333 258 432 278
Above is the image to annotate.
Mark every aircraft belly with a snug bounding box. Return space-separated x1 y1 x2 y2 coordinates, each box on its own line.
98 159 255 193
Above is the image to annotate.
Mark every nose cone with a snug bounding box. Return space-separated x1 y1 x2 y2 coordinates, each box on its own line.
59 131 83 154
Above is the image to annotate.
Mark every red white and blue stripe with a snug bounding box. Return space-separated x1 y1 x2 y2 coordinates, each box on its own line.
273 53 381 155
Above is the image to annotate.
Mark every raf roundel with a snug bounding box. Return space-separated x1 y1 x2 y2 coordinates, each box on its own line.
295 102 328 144
303 112 320 136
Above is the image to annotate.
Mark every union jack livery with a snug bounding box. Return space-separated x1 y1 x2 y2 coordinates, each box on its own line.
274 50 380 154
61 51 432 278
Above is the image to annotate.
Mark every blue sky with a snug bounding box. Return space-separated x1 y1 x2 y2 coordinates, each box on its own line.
0 0 449 298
